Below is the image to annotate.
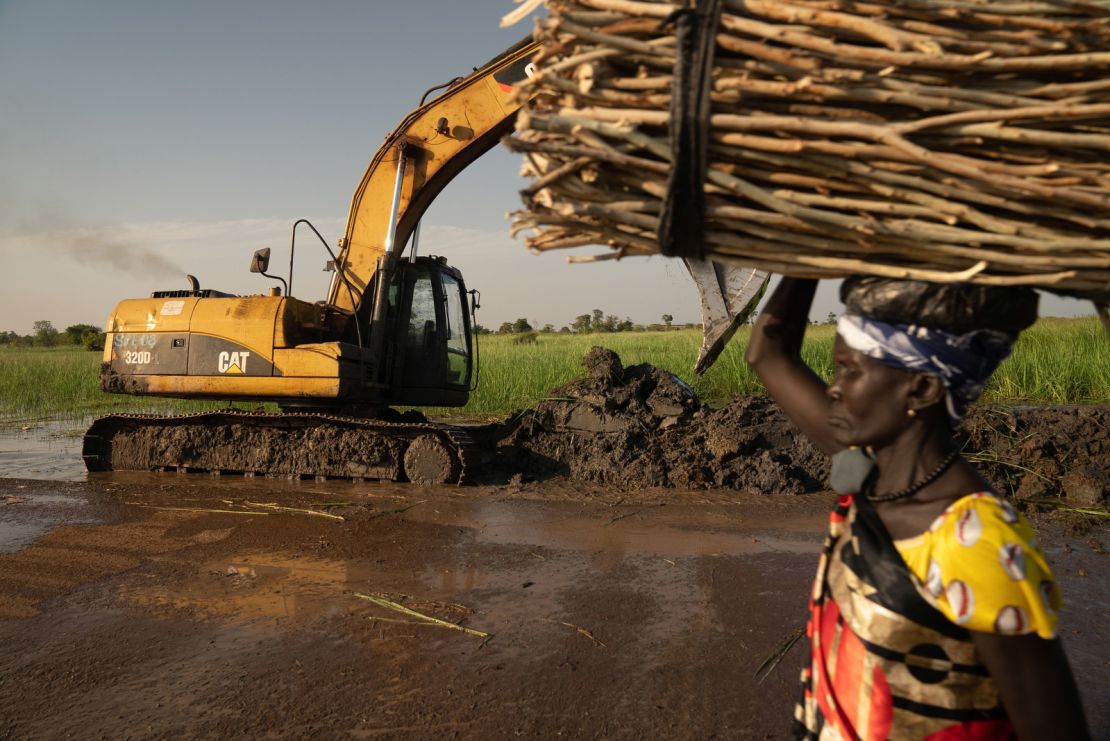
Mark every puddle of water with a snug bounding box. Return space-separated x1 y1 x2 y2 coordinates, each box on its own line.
16 492 82 505
0 519 46 553
0 419 89 481
392 498 826 559
119 552 416 625
112 494 823 634
0 483 97 553
469 506 821 557
92 469 409 497
93 476 825 562
420 500 824 657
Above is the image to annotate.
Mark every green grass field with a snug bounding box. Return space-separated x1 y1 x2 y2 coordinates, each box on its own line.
1 317 1106 425
0 346 249 424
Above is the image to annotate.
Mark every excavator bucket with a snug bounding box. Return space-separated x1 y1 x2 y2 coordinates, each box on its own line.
686 260 769 376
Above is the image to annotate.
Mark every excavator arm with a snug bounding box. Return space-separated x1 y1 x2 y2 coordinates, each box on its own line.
329 38 538 311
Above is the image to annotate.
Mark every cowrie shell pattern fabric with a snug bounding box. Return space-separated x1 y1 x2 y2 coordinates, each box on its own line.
954 507 982 547
925 560 944 598
945 580 975 625
994 605 1029 635
895 493 1060 639
998 542 1026 581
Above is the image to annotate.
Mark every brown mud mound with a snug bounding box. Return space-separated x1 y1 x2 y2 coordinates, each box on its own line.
480 347 824 492
479 348 1110 499
963 406 1110 505
535 347 701 435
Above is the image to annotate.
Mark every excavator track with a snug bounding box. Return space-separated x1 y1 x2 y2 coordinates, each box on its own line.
82 411 480 485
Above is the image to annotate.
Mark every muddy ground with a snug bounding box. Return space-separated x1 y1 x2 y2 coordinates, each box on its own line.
0 476 1107 740
0 348 1107 738
0 478 830 739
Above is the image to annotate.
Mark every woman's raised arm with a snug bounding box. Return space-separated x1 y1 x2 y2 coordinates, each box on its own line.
745 278 841 455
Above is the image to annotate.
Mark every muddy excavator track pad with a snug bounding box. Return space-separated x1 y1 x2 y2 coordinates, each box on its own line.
83 411 477 485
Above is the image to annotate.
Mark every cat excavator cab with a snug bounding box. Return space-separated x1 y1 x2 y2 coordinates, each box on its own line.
83 38 766 484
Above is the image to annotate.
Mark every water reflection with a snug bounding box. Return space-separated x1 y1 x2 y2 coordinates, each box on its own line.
0 419 88 481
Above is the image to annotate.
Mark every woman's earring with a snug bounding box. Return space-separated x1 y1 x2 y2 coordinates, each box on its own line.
907 408 917 418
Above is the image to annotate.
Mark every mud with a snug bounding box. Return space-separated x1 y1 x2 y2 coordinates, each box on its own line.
478 349 1110 502
0 478 829 738
84 413 478 484
94 417 404 480
1 476 1107 739
99 361 150 395
962 405 1110 503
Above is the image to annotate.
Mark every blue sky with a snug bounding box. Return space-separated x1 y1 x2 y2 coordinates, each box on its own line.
0 0 1092 334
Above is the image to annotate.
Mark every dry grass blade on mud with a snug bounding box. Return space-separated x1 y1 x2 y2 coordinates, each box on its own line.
242 501 346 521
367 501 426 519
604 508 646 527
754 626 805 684
1058 507 1110 518
543 617 606 647
123 503 271 516
354 593 490 638
1024 499 1110 518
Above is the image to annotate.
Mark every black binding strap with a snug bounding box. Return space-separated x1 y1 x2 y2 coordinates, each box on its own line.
657 0 723 259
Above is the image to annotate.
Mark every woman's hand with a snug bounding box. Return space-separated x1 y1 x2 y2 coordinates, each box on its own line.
745 278 841 455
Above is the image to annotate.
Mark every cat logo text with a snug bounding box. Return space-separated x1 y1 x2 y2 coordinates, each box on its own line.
217 351 251 374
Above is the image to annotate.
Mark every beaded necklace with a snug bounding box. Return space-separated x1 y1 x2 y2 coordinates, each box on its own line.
864 447 961 503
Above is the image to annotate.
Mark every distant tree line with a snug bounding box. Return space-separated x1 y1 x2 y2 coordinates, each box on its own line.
473 309 697 336
0 321 105 351
471 308 835 336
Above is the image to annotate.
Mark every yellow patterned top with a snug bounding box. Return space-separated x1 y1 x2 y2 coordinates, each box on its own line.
894 492 1061 639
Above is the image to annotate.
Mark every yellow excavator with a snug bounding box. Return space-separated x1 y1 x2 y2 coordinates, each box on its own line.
83 38 767 484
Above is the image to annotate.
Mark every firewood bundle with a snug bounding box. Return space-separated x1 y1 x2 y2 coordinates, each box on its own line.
503 0 1110 298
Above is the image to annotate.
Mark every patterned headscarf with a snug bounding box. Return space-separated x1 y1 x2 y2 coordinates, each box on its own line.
836 314 1017 422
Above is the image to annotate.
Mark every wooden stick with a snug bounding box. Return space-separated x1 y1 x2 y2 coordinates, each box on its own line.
895 102 1110 136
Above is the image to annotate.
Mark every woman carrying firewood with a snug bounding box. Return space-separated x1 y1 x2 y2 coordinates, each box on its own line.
746 277 1090 740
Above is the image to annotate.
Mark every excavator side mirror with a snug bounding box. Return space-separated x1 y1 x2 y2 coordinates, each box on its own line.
250 248 271 274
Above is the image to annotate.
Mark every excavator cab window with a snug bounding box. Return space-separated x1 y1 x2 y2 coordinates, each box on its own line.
440 271 470 386
389 258 471 406
405 266 437 349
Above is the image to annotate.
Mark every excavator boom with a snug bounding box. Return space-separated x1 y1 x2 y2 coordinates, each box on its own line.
330 38 538 311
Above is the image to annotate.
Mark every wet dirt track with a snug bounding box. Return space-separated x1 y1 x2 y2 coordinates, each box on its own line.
0 475 1107 739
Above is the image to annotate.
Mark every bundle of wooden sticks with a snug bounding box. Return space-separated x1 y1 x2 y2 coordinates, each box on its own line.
503 0 1110 297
